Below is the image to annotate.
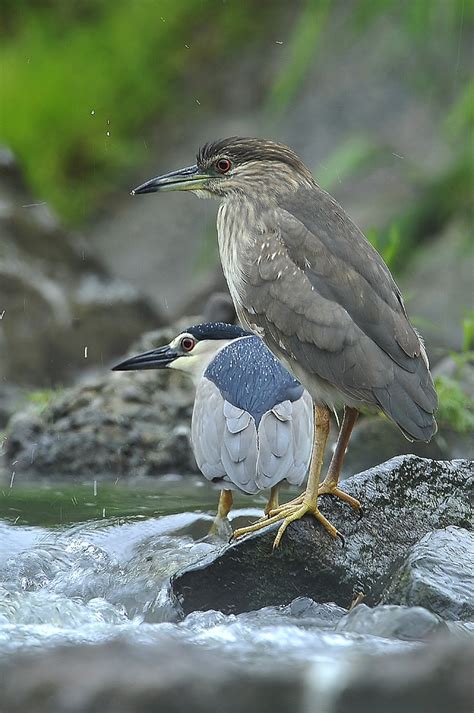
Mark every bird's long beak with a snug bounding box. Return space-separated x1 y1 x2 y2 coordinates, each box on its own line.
112 344 178 371
131 164 209 195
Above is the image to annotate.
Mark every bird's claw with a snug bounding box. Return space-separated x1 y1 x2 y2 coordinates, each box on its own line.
231 499 343 550
317 483 362 514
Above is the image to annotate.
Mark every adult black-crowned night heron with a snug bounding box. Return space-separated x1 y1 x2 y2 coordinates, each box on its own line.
131 137 438 548
112 322 313 533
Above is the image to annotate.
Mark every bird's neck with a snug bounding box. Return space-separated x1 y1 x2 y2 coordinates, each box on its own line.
217 196 262 313
168 339 234 387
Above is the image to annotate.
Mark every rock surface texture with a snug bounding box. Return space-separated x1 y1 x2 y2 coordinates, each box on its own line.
171 456 473 615
383 526 474 620
0 637 472 713
3 326 197 478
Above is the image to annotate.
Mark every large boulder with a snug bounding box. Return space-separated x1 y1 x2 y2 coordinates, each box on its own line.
171 456 473 615
3 325 197 478
383 526 474 620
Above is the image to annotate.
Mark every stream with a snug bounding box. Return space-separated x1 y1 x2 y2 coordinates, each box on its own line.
0 475 426 670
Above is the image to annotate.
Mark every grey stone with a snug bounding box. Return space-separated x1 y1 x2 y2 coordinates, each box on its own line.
0 636 472 713
383 527 474 621
336 603 447 641
3 325 198 478
0 148 162 387
0 639 306 713
331 638 474 713
171 456 473 615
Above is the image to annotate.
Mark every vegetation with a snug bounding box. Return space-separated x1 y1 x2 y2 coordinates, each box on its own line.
1 0 471 229
27 388 61 413
435 374 474 434
0 0 280 222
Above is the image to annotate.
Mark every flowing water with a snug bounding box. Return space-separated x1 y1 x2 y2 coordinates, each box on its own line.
0 475 426 670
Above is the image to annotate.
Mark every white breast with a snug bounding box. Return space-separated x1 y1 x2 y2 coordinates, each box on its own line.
217 200 254 311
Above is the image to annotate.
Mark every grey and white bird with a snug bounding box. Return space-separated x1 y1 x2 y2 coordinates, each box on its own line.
130 137 438 548
112 322 313 532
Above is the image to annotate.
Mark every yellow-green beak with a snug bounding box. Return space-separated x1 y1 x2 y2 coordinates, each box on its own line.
131 164 210 195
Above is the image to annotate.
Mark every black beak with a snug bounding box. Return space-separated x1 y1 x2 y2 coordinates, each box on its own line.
131 164 210 195
112 344 178 371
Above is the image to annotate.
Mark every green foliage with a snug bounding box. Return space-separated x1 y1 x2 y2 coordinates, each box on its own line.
435 373 474 434
267 0 331 115
461 312 474 353
27 388 60 412
0 0 274 223
366 224 402 271
317 136 379 191
352 0 472 36
445 80 474 139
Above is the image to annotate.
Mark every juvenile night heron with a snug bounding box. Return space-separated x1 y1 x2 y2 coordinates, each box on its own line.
112 322 313 533
131 137 438 547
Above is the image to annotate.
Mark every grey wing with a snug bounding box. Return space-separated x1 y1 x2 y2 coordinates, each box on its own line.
240 200 437 441
256 389 313 490
191 378 259 493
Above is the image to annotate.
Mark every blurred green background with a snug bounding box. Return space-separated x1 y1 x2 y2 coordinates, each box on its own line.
0 0 471 225
0 0 473 444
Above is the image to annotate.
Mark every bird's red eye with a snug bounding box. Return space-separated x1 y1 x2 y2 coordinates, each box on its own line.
181 337 195 352
216 158 232 173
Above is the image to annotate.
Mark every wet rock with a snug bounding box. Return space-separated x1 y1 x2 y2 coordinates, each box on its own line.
336 603 446 641
3 325 198 478
383 527 474 621
332 638 474 713
0 636 472 713
286 597 347 628
171 456 472 615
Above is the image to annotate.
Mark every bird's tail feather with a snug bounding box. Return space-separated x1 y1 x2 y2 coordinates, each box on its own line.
374 360 438 443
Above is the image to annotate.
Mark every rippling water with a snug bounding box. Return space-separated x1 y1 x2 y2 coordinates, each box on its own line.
0 477 424 666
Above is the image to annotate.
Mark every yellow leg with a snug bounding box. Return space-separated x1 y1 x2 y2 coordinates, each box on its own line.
209 489 233 535
318 406 361 511
264 484 280 515
232 405 342 548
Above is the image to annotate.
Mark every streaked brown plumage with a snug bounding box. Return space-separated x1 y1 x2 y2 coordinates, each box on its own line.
132 137 438 547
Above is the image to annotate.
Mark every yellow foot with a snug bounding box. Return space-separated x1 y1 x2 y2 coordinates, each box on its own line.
317 482 361 512
231 499 343 549
266 493 304 518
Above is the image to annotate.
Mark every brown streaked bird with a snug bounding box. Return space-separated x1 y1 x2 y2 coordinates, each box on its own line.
131 137 438 548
